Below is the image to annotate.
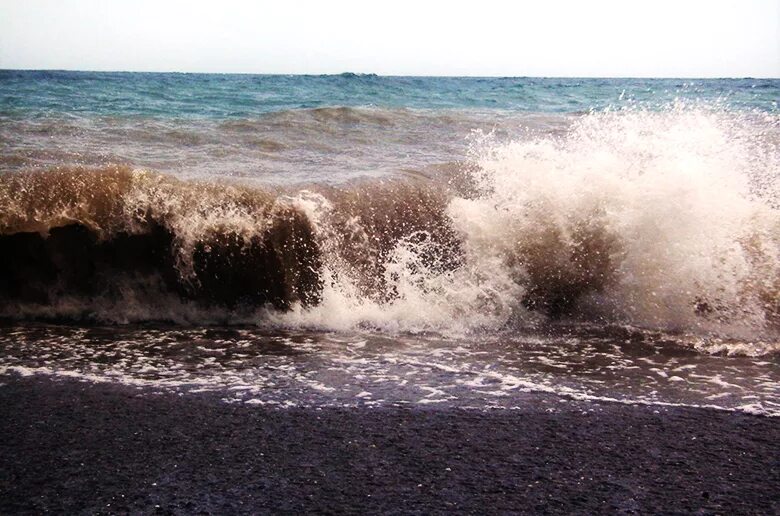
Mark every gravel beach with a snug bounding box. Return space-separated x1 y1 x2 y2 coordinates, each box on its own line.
1 374 777 514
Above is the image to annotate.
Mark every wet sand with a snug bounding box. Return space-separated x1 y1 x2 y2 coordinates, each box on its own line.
1 374 778 514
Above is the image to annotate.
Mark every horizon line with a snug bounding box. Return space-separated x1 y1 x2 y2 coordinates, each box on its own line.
1 68 778 81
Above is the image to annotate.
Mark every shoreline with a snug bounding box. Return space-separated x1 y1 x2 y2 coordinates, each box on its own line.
1 374 778 514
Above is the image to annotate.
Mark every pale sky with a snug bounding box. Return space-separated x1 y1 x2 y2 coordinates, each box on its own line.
0 0 778 77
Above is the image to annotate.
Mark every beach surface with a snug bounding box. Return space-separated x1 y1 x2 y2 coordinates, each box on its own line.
1 374 777 514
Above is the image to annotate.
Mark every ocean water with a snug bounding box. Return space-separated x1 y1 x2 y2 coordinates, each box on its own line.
1 70 779 415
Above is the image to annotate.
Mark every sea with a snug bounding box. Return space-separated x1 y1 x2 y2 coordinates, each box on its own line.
1 70 778 415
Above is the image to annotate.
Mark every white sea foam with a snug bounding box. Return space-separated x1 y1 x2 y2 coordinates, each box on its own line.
276 105 780 352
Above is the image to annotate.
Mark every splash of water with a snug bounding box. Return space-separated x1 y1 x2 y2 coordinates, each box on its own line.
283 105 780 343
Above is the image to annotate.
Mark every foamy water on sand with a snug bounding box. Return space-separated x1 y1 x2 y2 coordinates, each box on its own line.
1 324 778 416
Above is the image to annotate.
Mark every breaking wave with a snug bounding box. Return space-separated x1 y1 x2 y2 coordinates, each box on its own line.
1 105 778 352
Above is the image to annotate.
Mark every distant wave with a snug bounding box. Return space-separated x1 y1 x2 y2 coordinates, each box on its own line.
335 72 379 79
1 106 778 354
2 106 571 180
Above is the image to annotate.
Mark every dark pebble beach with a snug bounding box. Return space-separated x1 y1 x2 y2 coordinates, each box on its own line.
1 374 778 515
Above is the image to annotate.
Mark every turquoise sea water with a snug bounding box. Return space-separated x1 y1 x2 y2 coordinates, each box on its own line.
2 71 778 182
1 70 778 118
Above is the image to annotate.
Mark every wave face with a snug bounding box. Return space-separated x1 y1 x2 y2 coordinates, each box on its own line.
1 106 779 351
0 167 323 319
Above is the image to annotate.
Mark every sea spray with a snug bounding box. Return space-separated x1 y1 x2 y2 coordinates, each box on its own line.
450 105 779 336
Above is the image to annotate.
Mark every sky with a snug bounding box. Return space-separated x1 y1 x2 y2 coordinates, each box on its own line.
0 0 778 77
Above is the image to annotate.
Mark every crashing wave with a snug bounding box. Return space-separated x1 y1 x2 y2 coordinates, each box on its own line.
0 106 778 351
